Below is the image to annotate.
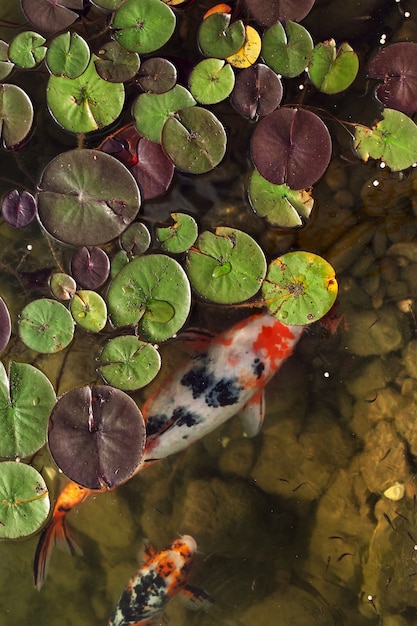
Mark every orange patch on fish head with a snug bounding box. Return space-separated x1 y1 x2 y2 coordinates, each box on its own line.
252 322 296 366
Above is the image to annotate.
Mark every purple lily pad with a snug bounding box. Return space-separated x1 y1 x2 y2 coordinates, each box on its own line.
21 0 83 34
368 42 417 113
2 189 36 228
71 246 110 290
231 63 283 120
244 0 316 27
131 137 175 200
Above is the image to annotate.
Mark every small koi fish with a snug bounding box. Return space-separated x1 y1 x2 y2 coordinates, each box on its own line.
34 312 303 588
108 535 211 626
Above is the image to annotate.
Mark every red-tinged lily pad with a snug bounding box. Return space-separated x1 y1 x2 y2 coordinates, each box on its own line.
8 31 47 69
112 0 176 54
46 31 90 78
0 84 33 149
94 42 140 83
136 57 177 94
49 272 77 301
20 0 82 34
244 0 315 26
100 124 140 169
262 251 338 325
2 190 36 228
162 106 226 174
262 21 313 79
0 297 11 353
231 63 283 120
251 108 332 190
97 335 161 391
248 170 314 227
120 222 151 255
131 137 175 200
198 12 245 59
367 42 417 113
37 149 140 246
71 246 110 290
48 385 146 489
19 299 75 353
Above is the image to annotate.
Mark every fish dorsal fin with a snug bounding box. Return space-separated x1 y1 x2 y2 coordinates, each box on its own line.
179 583 214 611
239 389 265 437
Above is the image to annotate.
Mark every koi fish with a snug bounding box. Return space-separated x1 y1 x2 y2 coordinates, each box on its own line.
108 535 211 626
34 311 303 588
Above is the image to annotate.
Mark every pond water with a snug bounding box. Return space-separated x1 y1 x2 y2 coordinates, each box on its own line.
1 0 417 625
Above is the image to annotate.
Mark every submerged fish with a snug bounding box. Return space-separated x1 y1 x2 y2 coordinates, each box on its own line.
34 311 303 588
108 535 211 626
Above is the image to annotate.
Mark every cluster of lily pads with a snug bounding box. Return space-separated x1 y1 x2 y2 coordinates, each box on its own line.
0 0 416 540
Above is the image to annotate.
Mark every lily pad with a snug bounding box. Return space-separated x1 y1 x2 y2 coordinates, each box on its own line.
354 108 417 171
189 58 235 105
107 254 191 342
0 361 56 458
47 58 125 133
37 149 140 246
70 290 107 333
262 251 338 325
112 0 176 54
156 212 198 253
0 84 33 149
49 272 77 301
18 298 75 353
46 31 90 78
0 462 49 539
262 21 313 78
0 297 11 353
2 190 36 228
120 222 151 255
226 25 261 69
8 31 47 69
308 40 359 94
162 106 227 174
94 42 140 83
136 57 177 93
186 227 266 303
131 136 175 200
48 385 146 489
368 42 417 113
20 0 82 34
98 336 161 390
231 63 283 120
0 41 14 81
248 170 314 227
111 250 130 278
198 12 245 59
244 0 315 26
70 246 110 289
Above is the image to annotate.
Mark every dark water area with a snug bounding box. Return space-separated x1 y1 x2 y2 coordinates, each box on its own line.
1 0 417 625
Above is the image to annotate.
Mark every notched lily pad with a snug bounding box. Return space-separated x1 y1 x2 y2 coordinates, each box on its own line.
0 41 14 80
46 31 90 78
112 0 176 54
136 57 177 93
8 31 46 69
156 212 198 253
308 39 359 94
18 298 75 353
262 20 313 78
131 136 175 200
226 24 261 69
244 0 315 26
368 42 417 113
120 222 151 255
94 42 140 83
70 290 107 333
21 0 82 34
231 63 282 120
49 272 77 301
98 335 161 390
71 246 110 289
2 190 36 227
189 58 235 105
0 84 33 149
198 12 245 59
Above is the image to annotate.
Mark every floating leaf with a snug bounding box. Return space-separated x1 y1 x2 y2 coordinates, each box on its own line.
48 385 146 489
47 58 125 133
162 106 226 174
0 297 11 353
18 299 75 353
112 0 176 54
46 31 90 78
133 85 196 143
367 42 417 113
136 57 177 93
248 170 313 227
37 149 140 246
189 58 235 105
226 25 261 69
20 0 82 34
244 0 315 26
131 137 175 200
198 12 245 59
94 42 140 83
203 3 232 18
251 108 332 190
0 462 49 539
107 254 191 342
156 213 198 253
231 63 282 119
70 246 110 289
100 123 141 169
308 40 359 94
49 272 77 301
0 361 56 458
70 290 107 333
262 21 313 78
262 251 338 325
120 222 151 255
2 190 36 228
354 108 417 171
111 250 130 278
186 227 266 304
98 336 161 390
8 31 46 69
0 84 33 149
0 41 14 81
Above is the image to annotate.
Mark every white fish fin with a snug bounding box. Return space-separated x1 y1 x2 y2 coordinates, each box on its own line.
179 584 214 611
239 389 265 437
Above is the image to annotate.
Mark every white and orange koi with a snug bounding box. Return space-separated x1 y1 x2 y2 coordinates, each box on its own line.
34 311 303 588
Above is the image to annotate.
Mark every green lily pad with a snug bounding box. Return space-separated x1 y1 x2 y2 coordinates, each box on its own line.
120 222 151 255
8 31 47 69
248 170 314 227
112 0 176 54
0 41 14 81
70 290 107 333
19 298 75 353
0 84 33 148
37 149 140 246
46 31 90 78
308 40 359 94
262 21 313 78
162 106 227 174
0 361 56 458
49 272 77 301
189 58 235 104
198 12 245 59
156 212 198 253
354 108 417 171
98 335 161 390
107 254 191 342
111 250 130 278
0 462 50 539
262 251 338 325
186 227 267 304
94 42 140 83
133 85 196 143
47 58 125 133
